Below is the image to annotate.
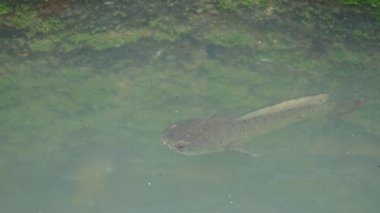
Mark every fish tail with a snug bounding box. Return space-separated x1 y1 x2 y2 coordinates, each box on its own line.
331 99 363 117
235 93 329 122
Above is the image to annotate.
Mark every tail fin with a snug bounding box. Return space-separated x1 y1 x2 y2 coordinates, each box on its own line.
332 99 363 117
234 94 329 122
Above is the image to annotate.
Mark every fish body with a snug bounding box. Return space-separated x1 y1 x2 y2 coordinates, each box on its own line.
162 94 334 156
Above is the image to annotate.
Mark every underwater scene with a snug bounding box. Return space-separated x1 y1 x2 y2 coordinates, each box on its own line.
0 0 379 212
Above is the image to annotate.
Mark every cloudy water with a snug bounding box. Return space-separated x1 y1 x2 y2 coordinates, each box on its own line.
0 1 379 213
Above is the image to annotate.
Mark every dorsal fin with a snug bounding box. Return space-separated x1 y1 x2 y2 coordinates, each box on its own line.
234 94 329 122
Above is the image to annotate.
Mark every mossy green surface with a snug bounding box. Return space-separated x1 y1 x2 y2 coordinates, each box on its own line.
1 5 64 37
1 1 378 53
219 0 264 10
0 3 11 15
68 28 152 50
200 27 257 48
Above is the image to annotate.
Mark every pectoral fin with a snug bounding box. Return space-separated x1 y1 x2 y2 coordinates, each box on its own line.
226 146 259 157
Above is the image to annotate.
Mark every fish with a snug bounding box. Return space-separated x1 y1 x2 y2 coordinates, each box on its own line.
161 93 338 156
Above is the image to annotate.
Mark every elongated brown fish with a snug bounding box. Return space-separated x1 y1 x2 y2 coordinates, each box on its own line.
162 94 337 156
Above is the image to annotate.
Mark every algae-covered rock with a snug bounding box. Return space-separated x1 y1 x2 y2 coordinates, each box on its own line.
199 26 257 48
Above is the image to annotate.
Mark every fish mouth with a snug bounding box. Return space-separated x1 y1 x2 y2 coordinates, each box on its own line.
161 134 169 146
161 134 185 153
161 134 174 150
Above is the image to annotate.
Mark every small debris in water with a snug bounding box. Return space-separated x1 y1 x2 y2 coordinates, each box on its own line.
259 57 273 63
103 1 114 6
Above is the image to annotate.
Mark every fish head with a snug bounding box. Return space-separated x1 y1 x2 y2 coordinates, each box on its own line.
161 119 223 156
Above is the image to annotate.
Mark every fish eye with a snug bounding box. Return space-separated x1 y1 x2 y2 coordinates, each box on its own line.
175 144 185 152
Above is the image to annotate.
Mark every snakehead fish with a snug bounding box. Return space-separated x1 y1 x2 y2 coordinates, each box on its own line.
161 94 353 156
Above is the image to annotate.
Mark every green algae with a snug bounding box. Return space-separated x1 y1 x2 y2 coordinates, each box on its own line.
2 5 64 38
26 20 191 52
0 1 377 54
69 28 152 50
29 37 57 51
200 27 257 48
219 0 264 10
0 3 11 15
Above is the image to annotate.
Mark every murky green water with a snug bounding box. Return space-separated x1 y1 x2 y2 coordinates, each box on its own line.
0 1 379 213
